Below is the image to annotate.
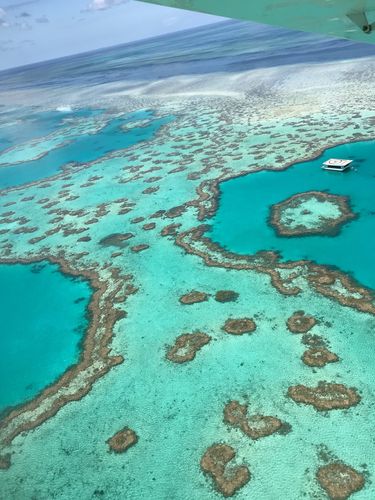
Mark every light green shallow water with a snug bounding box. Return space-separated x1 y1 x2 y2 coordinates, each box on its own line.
0 105 374 500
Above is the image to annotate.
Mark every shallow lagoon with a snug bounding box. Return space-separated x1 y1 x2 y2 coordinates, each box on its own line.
0 109 172 189
209 140 375 290
0 261 91 415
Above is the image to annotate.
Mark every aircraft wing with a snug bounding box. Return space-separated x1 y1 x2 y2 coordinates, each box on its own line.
139 0 375 44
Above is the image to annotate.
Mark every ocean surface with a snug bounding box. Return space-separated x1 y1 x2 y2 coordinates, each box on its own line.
0 109 172 188
0 16 374 500
1 19 375 91
209 140 375 289
0 261 90 415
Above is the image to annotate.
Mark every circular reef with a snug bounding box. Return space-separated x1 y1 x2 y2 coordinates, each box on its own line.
107 427 138 453
223 318 256 335
288 382 360 411
316 462 365 499
287 311 317 333
269 191 356 237
200 443 250 497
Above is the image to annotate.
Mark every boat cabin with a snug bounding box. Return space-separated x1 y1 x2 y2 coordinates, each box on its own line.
322 158 352 172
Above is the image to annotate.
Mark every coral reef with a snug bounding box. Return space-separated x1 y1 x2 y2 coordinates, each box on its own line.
316 462 365 499
223 401 283 439
130 244 149 253
269 191 356 237
99 233 134 247
215 290 239 303
166 332 211 363
223 318 256 335
107 427 138 453
287 311 317 333
288 382 360 411
179 291 209 305
200 443 250 497
0 454 11 470
302 348 339 367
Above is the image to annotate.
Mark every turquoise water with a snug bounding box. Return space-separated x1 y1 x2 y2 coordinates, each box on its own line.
0 261 91 415
0 109 172 189
0 108 102 153
209 140 375 290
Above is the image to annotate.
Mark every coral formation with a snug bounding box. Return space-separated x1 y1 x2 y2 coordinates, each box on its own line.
200 443 250 497
107 427 138 453
287 311 317 333
302 347 339 367
179 291 209 305
316 462 365 499
166 332 211 363
215 290 239 303
269 191 356 237
223 401 283 439
223 318 256 335
288 382 360 411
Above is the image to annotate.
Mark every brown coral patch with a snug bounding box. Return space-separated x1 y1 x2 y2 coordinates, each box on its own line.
179 291 209 305
166 332 211 363
107 427 138 453
316 463 365 499
130 244 149 253
287 311 317 333
215 290 239 303
161 223 181 237
0 453 11 470
164 204 187 218
223 318 256 335
302 348 339 367
200 443 250 497
269 191 356 237
142 222 156 231
0 256 135 458
224 401 283 439
288 382 360 411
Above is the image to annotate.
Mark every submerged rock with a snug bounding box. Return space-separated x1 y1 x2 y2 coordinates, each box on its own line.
288 382 360 411
107 427 138 453
130 244 149 253
166 332 211 363
200 443 250 497
223 318 256 335
317 462 365 499
287 310 317 333
215 290 239 303
224 400 283 439
0 454 11 470
99 233 134 248
179 291 209 305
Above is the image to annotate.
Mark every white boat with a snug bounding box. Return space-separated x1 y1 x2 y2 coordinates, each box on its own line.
322 158 353 172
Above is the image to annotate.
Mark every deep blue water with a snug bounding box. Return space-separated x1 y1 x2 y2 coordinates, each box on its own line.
209 140 375 290
1 20 374 90
0 261 91 415
0 109 173 189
